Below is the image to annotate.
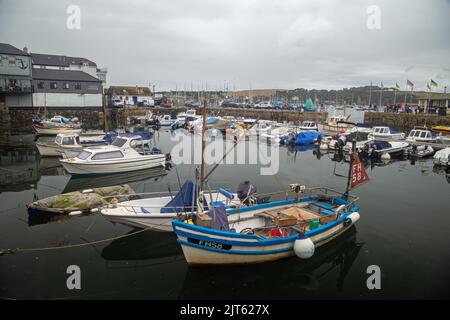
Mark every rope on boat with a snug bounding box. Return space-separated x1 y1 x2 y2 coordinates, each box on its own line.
0 227 156 256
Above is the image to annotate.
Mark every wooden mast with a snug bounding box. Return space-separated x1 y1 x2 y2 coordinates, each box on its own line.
345 139 356 197
102 91 108 133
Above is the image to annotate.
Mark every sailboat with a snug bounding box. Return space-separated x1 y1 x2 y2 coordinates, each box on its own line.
171 101 369 266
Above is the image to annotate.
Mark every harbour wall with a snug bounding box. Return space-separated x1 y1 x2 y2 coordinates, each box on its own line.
364 112 450 132
1 107 328 135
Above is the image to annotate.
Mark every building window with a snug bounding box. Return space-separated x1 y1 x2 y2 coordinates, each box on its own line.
50 82 57 89
38 82 45 89
75 83 82 90
63 82 70 89
9 57 15 64
87 85 98 91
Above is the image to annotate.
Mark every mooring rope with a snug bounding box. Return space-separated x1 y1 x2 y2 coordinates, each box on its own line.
0 226 156 256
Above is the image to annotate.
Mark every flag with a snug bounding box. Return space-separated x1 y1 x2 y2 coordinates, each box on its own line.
430 79 438 88
427 82 431 90
407 80 414 89
350 153 370 189
395 83 400 91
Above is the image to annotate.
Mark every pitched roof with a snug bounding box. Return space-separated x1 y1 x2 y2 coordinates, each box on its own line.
0 43 30 56
32 68 102 82
106 86 152 96
31 53 97 67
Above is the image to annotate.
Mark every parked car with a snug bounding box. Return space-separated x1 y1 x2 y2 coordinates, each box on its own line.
111 99 124 107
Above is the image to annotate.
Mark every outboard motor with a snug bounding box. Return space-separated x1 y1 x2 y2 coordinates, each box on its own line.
237 181 257 206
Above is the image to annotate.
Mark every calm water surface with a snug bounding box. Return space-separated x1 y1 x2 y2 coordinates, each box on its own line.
1 124 450 299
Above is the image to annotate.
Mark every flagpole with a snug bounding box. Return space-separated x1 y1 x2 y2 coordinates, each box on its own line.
404 82 408 105
393 89 397 106
379 82 383 109
368 81 372 107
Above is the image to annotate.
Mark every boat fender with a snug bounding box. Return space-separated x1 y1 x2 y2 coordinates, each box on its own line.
320 143 329 150
294 235 315 259
69 211 83 216
81 189 94 194
381 152 391 160
343 212 360 227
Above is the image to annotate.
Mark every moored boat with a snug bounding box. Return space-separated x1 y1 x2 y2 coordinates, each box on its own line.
59 135 168 175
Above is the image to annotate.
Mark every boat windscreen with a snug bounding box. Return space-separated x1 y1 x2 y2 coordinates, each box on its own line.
111 137 127 147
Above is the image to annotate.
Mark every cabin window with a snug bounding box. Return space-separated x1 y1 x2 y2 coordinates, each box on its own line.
382 128 388 133
420 131 427 138
76 151 92 160
426 132 431 138
91 151 124 160
62 137 76 145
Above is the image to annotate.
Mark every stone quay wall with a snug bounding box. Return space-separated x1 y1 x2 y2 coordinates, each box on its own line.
364 112 450 132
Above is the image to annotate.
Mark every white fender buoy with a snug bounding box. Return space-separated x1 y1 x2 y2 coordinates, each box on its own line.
381 152 391 160
344 212 360 226
294 236 315 259
320 143 329 150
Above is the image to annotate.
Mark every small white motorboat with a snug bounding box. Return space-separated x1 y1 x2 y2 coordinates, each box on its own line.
406 127 439 143
101 181 241 231
369 126 405 140
59 135 168 175
360 140 410 160
36 133 86 157
159 114 177 126
298 121 318 132
433 147 450 166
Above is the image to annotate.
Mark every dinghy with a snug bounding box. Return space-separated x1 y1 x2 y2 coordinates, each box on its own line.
59 135 168 175
27 184 134 216
433 147 450 167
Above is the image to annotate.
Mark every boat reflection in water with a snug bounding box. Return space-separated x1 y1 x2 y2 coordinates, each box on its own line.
63 164 171 193
101 228 182 261
178 227 363 299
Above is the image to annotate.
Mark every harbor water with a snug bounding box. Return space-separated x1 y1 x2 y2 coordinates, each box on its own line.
1 119 450 299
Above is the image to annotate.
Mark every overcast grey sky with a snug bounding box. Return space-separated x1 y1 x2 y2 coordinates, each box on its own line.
1 0 449 91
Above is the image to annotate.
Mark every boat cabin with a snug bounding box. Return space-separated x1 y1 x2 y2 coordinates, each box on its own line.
299 121 318 131
407 127 436 142
55 133 82 147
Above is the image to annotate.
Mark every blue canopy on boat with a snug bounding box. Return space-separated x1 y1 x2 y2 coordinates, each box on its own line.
160 180 208 214
206 117 220 125
295 131 324 145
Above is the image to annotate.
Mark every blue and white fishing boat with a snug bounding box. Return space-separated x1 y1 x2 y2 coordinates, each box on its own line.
171 101 369 266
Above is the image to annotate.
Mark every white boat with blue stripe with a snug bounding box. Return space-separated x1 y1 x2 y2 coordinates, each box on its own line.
173 186 361 266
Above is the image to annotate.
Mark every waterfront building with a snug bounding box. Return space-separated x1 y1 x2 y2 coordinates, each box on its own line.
414 92 450 115
32 68 103 110
105 86 153 107
0 43 33 108
30 51 106 110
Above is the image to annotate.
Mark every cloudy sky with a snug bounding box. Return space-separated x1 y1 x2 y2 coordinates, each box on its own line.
1 0 449 91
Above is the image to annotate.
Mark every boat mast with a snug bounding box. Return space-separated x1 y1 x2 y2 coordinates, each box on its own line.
102 92 108 133
345 139 356 196
200 99 207 191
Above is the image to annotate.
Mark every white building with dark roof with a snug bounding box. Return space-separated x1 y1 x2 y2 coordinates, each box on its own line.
32 68 103 109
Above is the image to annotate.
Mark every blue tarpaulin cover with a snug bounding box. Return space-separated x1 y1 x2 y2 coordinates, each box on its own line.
160 180 208 213
295 131 324 145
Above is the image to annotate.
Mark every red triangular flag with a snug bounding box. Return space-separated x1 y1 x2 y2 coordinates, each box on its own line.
350 153 369 189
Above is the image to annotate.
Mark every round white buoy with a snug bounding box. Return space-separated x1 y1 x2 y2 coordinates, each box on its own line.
381 152 391 160
320 143 328 150
294 237 315 259
347 212 360 224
